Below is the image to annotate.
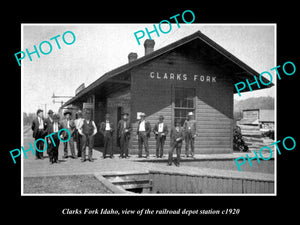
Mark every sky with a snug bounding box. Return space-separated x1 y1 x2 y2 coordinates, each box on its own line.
22 24 275 115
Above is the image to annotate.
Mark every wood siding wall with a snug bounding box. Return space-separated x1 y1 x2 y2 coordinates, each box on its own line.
150 171 274 194
130 42 233 154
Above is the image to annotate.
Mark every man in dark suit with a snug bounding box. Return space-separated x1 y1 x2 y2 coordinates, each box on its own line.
168 119 184 166
44 109 54 162
46 113 63 164
117 112 132 158
100 113 114 158
61 110 76 159
153 115 168 158
31 109 46 160
44 109 54 130
137 113 151 158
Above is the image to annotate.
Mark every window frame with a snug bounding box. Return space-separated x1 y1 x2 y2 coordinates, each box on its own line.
173 86 196 126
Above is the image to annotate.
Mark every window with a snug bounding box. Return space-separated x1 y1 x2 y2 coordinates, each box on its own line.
174 87 195 125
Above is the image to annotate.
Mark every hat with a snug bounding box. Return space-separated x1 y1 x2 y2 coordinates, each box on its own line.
36 109 43 115
122 112 129 116
188 112 194 116
76 110 83 116
48 109 54 114
64 110 72 116
140 112 146 117
53 113 60 120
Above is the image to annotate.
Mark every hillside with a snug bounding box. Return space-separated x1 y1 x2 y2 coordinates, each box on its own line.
234 96 274 112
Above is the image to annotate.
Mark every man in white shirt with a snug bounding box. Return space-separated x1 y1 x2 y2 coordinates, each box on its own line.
183 112 197 157
78 109 97 162
62 110 76 159
153 115 168 158
74 110 84 157
31 109 46 160
100 113 114 158
137 113 151 158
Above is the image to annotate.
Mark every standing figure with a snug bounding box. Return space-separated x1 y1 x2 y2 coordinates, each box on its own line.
62 110 76 159
168 119 184 166
31 109 46 160
74 110 84 157
153 115 168 158
183 112 197 157
78 110 97 162
117 112 132 158
44 109 54 162
44 109 54 130
100 114 114 158
137 113 151 158
46 113 63 164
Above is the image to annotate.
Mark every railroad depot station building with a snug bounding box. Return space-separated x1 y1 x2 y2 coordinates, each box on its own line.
61 31 272 155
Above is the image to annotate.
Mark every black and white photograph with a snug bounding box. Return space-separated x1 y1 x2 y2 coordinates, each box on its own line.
4 4 298 220
21 24 276 195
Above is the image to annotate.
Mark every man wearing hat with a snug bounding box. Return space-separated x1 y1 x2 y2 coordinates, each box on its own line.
46 113 63 164
117 112 132 158
78 109 97 162
153 115 168 158
74 110 84 157
137 113 151 158
44 109 54 130
100 113 114 158
44 109 54 162
183 112 197 157
62 110 76 159
168 119 184 166
31 109 46 159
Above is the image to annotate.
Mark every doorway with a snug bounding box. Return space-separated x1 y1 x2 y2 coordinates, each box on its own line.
116 106 123 147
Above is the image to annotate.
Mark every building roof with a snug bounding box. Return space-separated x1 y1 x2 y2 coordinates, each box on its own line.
62 30 273 108
259 109 274 122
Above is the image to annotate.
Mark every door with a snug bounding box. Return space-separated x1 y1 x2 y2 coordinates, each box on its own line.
116 106 123 147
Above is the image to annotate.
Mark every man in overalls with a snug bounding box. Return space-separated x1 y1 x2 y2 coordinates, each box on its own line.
183 112 197 157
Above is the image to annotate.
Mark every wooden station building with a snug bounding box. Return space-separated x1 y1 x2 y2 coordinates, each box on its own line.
62 30 273 154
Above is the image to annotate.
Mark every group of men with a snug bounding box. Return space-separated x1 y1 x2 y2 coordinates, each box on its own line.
136 112 197 166
31 108 97 164
31 108 197 166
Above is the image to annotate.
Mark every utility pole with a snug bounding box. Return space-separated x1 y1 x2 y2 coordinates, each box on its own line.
52 92 73 108
44 104 47 118
52 92 73 99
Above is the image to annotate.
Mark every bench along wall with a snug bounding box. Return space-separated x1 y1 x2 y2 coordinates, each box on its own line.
130 40 234 154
